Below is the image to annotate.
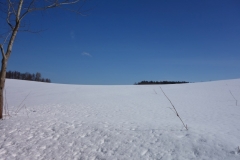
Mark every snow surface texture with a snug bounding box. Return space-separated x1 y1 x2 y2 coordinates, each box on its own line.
1 79 240 160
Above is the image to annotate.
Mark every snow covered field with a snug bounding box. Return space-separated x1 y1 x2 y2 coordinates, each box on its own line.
1 79 240 160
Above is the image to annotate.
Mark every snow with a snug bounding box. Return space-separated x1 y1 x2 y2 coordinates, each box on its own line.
1 79 240 159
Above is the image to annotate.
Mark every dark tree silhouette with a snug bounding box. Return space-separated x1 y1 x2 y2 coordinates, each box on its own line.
6 70 51 83
135 80 189 85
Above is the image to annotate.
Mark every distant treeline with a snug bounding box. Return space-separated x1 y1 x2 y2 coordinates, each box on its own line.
6 71 51 83
135 81 189 85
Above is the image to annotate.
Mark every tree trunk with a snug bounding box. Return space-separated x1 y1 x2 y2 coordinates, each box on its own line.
0 57 7 119
0 0 21 119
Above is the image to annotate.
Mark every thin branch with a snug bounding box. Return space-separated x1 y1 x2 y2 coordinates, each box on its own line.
0 45 6 59
57 0 81 5
3 32 11 45
8 0 17 16
0 30 12 38
20 0 84 20
20 0 37 20
229 90 237 106
16 0 23 22
160 86 188 130
7 3 14 30
15 92 31 114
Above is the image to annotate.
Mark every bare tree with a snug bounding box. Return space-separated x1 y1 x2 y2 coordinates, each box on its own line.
0 0 87 119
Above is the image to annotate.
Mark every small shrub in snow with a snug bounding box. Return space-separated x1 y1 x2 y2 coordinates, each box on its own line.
160 87 188 130
229 90 238 106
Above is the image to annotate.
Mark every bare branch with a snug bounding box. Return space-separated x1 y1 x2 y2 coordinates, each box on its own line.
20 0 37 20
229 90 238 106
20 0 85 20
8 0 17 16
0 32 10 55
45 0 81 9
55 0 81 5
15 92 31 114
7 1 14 30
7 15 14 30
3 32 11 45
0 45 6 59
0 29 13 40
160 87 188 130
16 0 23 21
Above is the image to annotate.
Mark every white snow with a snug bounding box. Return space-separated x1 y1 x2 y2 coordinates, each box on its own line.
1 79 240 160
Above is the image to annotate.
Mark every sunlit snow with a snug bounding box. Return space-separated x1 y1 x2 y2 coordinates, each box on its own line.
1 79 240 159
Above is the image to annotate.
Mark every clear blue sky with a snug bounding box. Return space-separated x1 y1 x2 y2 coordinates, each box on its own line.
6 0 240 84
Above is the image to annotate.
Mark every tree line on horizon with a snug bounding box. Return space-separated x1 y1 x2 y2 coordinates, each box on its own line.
135 80 189 85
6 71 51 83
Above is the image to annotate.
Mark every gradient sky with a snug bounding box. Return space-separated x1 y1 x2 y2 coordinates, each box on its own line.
5 0 240 84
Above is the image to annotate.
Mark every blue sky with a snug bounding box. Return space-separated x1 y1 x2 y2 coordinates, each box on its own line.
6 0 240 84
